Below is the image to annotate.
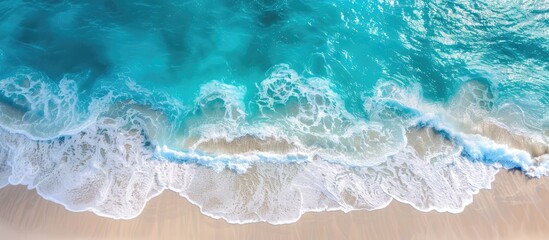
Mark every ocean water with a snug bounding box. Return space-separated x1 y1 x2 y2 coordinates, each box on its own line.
0 0 547 223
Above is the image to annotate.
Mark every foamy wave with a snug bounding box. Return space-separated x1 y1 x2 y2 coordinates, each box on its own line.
0 71 102 139
0 65 547 224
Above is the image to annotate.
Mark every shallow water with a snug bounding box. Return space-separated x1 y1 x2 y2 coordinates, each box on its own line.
0 0 547 223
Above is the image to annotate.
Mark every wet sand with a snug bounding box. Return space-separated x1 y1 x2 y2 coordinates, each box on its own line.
0 171 548 240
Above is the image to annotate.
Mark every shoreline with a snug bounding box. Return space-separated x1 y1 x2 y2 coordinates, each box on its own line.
1 170 548 240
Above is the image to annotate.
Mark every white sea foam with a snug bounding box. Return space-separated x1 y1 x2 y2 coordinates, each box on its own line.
0 71 103 139
0 65 547 224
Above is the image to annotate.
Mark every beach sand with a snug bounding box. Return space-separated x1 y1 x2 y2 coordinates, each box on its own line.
0 170 548 240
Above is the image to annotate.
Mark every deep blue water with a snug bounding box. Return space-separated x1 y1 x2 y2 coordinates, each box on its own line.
0 0 547 223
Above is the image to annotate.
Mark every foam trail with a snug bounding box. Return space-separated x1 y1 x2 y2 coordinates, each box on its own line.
158 145 309 173
417 117 542 176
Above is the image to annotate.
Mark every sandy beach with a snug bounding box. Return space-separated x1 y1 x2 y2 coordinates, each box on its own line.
0 170 547 240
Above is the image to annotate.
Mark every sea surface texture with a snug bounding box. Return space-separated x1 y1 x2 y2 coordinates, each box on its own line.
0 0 547 223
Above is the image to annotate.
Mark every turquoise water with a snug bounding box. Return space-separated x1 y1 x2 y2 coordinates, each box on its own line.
0 0 547 223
